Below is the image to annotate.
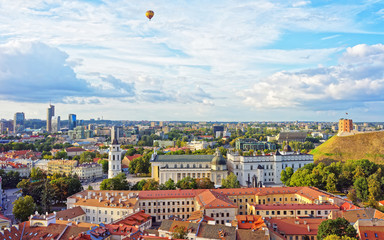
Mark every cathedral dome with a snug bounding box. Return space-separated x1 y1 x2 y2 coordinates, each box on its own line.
283 142 292 152
211 149 226 165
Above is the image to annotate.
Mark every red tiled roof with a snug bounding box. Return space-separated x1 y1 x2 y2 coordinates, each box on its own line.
139 189 204 199
251 203 339 210
265 218 323 236
358 226 384 239
197 189 237 209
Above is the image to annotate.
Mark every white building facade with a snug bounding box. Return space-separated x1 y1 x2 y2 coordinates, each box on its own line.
151 149 228 186
73 162 103 180
227 144 313 187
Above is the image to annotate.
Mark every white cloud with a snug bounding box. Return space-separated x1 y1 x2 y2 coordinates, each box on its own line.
240 44 384 111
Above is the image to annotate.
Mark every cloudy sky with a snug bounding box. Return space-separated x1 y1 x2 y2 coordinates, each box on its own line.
0 0 384 122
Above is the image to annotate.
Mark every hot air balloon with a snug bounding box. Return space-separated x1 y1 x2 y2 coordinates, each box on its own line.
146 10 154 21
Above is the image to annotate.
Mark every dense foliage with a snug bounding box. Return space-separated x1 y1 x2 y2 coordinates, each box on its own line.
281 159 384 205
317 218 357 240
100 173 130 190
17 169 83 212
132 177 215 191
0 170 21 189
12 195 37 222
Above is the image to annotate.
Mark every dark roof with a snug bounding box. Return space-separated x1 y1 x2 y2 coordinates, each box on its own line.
197 222 236 240
159 220 174 231
153 155 214 162
56 206 86 220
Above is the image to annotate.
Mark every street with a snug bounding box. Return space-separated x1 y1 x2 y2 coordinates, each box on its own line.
3 188 20 224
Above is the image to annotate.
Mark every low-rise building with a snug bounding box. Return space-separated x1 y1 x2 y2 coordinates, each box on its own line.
48 160 78 176
227 143 313 187
0 160 29 177
248 203 339 218
65 147 86 158
73 162 103 180
265 217 322 240
235 139 276 151
158 219 237 240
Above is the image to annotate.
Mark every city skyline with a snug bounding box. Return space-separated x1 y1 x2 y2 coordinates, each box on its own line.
1 1 384 121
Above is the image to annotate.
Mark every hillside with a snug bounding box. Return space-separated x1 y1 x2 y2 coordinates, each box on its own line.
311 131 384 164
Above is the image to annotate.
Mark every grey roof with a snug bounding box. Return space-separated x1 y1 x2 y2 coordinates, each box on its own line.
153 154 214 162
159 219 174 231
197 223 236 240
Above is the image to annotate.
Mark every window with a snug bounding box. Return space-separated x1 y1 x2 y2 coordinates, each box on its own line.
318 211 321 215
227 213 229 217
364 233 368 237
266 211 269 215
277 211 280 215
375 233 378 238
271 211 275 215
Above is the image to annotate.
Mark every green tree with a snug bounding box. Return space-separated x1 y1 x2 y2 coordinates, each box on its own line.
317 218 357 240
281 167 294 186
100 173 130 190
196 178 215 189
79 151 96 164
54 151 68 159
160 178 176 190
368 175 382 201
142 179 159 190
177 177 197 189
41 180 54 213
354 177 368 201
98 159 109 173
30 167 45 181
326 173 337 192
221 173 240 188
171 226 188 239
13 195 36 222
87 185 94 190
323 235 357 240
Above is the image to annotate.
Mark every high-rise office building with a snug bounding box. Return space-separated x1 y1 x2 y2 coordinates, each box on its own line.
13 112 25 133
68 114 77 130
52 116 61 132
46 105 55 133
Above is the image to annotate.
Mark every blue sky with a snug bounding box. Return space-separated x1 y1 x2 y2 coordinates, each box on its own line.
0 0 384 122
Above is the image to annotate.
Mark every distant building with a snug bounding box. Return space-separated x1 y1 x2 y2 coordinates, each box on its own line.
52 116 61 132
276 131 307 144
68 126 93 140
153 140 174 148
212 125 224 138
0 120 13 134
339 118 353 133
68 114 77 130
235 139 276 151
65 147 86 158
13 112 25 133
150 148 228 186
46 104 55 133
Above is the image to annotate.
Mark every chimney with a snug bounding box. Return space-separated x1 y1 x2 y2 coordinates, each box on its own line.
307 224 310 232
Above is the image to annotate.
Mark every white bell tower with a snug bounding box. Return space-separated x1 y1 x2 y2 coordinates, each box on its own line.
108 129 122 179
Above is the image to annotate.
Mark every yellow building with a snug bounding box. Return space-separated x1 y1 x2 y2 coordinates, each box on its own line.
48 160 78 176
